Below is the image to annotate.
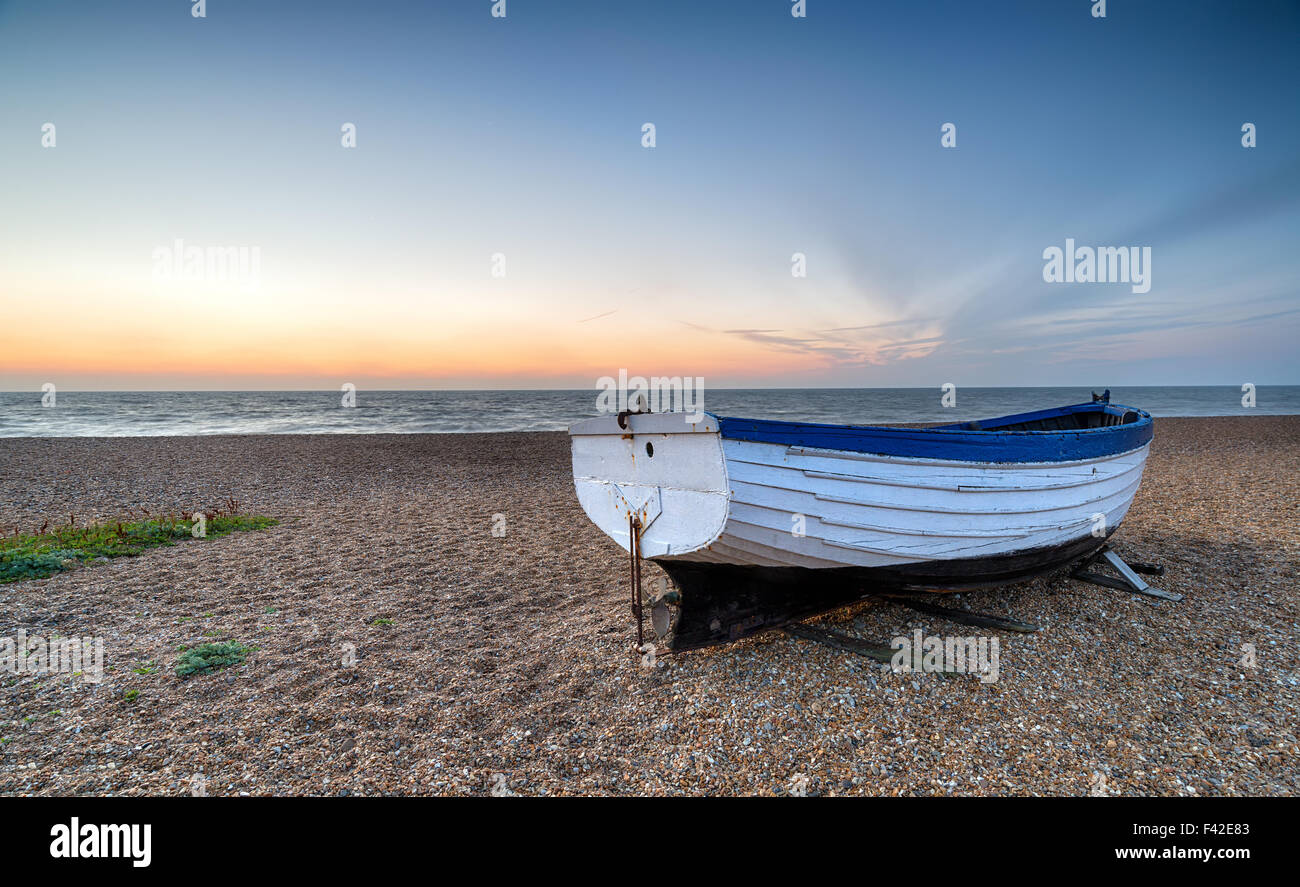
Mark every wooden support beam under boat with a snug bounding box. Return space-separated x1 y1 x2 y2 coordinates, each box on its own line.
1071 547 1181 602
875 594 1040 633
781 623 896 663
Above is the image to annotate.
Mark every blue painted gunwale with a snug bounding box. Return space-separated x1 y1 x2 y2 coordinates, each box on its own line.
714 402 1153 464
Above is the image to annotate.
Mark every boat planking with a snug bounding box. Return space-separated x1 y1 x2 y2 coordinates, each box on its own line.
570 395 1153 652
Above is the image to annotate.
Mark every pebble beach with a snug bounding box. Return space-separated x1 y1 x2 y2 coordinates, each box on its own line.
1 416 1297 796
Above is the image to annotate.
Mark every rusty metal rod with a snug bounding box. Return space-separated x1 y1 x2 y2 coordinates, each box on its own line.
629 515 644 650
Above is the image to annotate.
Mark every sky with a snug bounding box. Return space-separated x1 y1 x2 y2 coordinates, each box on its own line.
1 0 1297 390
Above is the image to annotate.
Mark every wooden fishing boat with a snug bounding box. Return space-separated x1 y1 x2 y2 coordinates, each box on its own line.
569 394 1154 651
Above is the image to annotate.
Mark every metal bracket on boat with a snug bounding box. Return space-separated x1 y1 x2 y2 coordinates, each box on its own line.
1071 546 1180 602
607 484 661 532
616 393 651 429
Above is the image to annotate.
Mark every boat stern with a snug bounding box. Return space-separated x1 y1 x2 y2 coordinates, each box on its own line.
569 412 729 558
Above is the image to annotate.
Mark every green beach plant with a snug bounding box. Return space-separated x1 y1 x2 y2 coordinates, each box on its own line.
175 641 251 679
0 505 277 584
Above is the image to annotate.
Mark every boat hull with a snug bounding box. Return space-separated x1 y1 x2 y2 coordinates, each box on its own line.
662 436 1147 569
569 401 1153 651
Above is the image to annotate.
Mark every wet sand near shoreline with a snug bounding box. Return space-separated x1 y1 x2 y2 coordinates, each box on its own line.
0 416 1296 796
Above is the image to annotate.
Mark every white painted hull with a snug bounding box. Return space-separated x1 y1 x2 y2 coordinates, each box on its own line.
570 413 1149 571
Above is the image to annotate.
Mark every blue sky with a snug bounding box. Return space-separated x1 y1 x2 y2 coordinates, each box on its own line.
1 0 1297 388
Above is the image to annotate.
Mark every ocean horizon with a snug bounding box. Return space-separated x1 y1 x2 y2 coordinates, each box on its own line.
1 385 1296 437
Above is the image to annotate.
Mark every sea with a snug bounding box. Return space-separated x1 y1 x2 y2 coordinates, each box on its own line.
0 386 1295 437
